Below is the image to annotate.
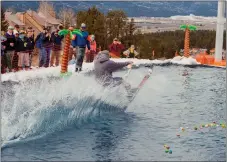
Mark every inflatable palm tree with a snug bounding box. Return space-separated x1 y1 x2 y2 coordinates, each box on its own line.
58 27 82 75
180 24 197 57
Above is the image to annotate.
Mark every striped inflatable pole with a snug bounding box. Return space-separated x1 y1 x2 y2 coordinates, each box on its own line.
61 33 71 73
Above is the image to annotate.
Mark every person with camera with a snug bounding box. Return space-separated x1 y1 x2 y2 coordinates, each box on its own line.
50 26 64 67
26 27 35 68
40 27 52 67
108 38 125 58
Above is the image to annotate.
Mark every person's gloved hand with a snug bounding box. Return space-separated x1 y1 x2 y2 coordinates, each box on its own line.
127 61 133 69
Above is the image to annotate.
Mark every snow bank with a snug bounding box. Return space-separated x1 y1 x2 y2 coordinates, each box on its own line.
171 56 199 65
131 14 218 23
0 57 205 82
170 14 217 22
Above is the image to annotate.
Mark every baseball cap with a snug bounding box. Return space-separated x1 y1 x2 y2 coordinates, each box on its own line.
81 23 86 28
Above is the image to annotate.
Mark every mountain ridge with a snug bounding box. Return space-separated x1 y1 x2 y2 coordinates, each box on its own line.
2 1 218 17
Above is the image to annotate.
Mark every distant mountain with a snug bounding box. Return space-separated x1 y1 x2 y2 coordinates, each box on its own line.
1 1 218 17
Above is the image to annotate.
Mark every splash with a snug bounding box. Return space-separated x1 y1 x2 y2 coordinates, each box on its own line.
1 73 129 148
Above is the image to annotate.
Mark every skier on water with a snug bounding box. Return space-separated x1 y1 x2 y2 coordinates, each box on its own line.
94 50 136 95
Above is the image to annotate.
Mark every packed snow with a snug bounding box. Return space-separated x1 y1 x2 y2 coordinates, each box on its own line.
1 56 224 82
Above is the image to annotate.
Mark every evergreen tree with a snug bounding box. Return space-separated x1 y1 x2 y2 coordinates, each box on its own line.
76 6 106 48
124 18 136 48
1 8 9 32
106 10 128 45
76 11 87 28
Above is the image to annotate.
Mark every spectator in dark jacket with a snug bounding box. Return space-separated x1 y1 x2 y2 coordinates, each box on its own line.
26 27 35 68
50 29 64 66
12 31 19 71
16 30 31 70
35 28 46 67
40 27 52 67
5 26 16 72
1 36 7 74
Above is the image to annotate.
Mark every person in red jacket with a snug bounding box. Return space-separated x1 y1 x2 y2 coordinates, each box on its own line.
85 34 96 62
108 38 125 58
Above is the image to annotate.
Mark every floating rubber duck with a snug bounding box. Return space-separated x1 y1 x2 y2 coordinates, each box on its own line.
164 145 170 149
180 127 185 132
164 145 172 154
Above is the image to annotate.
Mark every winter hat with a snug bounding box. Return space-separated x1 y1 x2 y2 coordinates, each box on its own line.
100 50 109 56
8 26 14 30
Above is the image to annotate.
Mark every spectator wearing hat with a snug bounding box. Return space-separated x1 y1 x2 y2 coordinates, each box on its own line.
16 30 31 70
108 38 125 58
50 28 64 66
72 23 90 72
5 26 16 72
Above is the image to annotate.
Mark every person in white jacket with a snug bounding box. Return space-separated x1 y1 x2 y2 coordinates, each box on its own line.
123 45 139 58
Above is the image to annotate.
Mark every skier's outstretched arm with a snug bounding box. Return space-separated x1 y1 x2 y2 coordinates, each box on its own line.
106 60 132 72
